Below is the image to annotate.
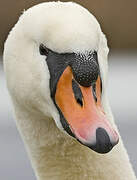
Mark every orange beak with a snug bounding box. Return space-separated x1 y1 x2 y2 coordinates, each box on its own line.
55 66 119 153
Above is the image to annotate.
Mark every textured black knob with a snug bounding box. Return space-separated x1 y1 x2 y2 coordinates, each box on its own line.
70 52 99 87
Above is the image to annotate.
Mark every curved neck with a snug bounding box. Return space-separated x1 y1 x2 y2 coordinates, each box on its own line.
14 104 136 180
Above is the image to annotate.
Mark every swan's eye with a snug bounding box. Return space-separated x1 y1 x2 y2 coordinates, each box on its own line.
39 44 49 56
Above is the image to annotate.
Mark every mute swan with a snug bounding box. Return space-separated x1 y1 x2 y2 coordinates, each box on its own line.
3 2 136 180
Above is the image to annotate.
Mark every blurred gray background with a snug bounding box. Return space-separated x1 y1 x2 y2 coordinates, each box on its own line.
0 0 137 180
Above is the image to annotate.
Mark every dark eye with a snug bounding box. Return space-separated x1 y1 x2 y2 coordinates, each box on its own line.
39 44 49 56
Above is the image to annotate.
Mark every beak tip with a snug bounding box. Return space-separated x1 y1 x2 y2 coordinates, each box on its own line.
76 127 119 154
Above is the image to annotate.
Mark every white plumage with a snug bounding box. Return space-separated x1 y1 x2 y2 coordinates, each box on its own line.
3 2 136 180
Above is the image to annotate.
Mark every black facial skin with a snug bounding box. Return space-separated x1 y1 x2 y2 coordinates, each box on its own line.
39 44 101 141
40 44 76 137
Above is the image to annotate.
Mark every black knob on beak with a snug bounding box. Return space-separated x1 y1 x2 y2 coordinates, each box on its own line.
70 51 99 87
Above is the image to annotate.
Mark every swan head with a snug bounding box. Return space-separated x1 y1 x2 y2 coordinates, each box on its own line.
4 2 119 154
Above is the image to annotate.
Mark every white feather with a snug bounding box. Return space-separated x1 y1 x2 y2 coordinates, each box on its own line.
3 2 136 180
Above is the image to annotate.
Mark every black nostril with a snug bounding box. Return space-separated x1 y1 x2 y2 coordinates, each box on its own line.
76 98 83 107
72 79 83 107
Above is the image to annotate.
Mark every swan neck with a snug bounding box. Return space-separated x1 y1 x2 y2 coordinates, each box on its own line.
14 105 136 180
